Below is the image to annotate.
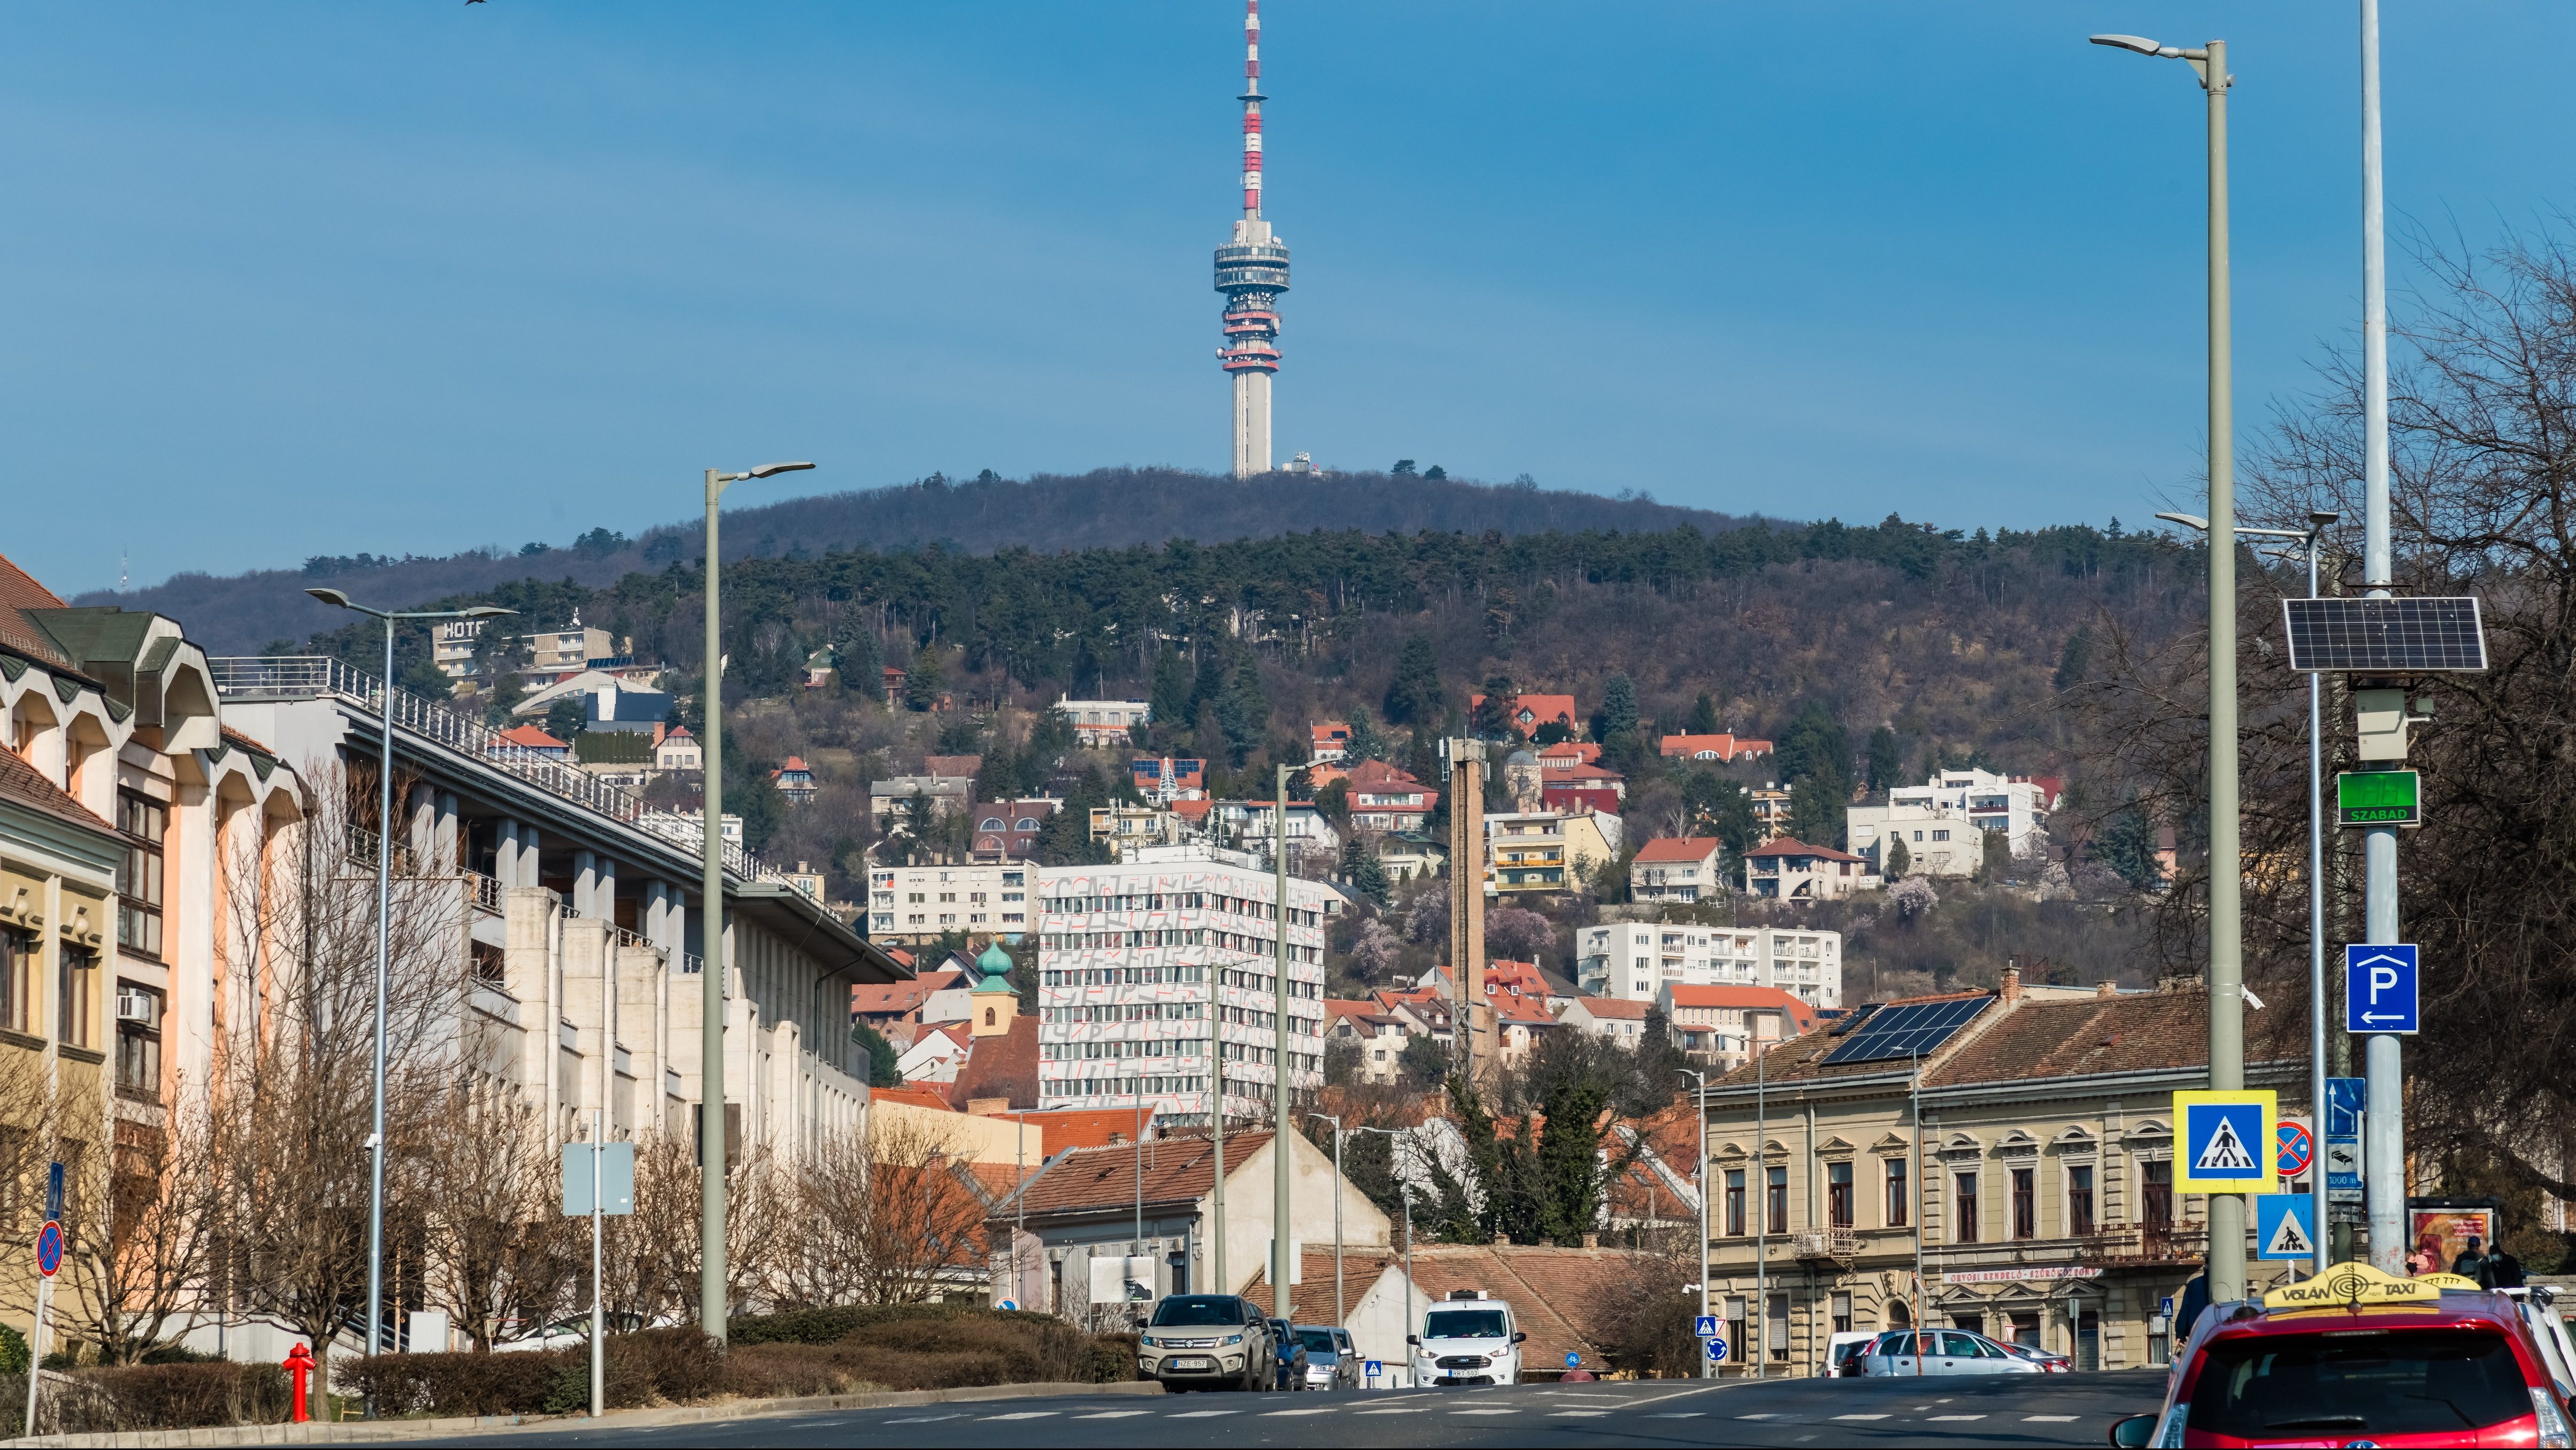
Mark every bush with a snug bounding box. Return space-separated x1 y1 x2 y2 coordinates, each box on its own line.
32 1363 291 1434
338 1349 568 1418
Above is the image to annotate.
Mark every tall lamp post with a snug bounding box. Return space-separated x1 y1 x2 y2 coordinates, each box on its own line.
1679 1068 1711 1378
696 460 813 1345
2090 28 2246 1306
301 590 515 1408
2158 508 2341 1274
1306 1112 1344 1331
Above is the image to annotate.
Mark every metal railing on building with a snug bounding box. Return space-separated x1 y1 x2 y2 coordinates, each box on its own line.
211 655 779 883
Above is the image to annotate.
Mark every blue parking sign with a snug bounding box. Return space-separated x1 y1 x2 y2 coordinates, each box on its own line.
2345 945 2419 1034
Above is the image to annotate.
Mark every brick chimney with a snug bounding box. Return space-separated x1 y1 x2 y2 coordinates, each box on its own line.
2001 960 2022 1004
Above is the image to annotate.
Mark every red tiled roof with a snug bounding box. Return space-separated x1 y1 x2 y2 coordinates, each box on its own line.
924 754 983 779
1663 984 1817 1032
1343 758 1420 789
0 554 73 669
948 1013 1039 1110
1537 742 1602 766
1468 693 1580 730
1172 799 1213 821
496 724 567 750
1632 837 1722 864
1743 836 1865 863
1383 1245 1677 1371
985 1105 1162 1153
872 1085 959 1112
851 969 964 1017
1568 995 1650 1021
1010 1132 1274 1217
1554 763 1625 784
0 748 116 839
1659 732 1774 760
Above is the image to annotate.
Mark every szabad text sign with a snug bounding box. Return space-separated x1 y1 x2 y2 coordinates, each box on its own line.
2337 770 2420 828
2346 945 2419 1035
562 1142 636 1216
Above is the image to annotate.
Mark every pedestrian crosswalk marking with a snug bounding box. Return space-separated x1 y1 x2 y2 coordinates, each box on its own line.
981 1412 1057 1420
2025 1414 2080 1422
2196 1114 2256 1171
1169 1409 1239 1417
1452 1409 1519 1415
1929 1414 1988 1421
1264 1407 1335 1416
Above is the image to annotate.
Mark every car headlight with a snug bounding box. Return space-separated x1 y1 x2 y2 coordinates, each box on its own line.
1140 1336 1155 1347
1223 1333 1243 1346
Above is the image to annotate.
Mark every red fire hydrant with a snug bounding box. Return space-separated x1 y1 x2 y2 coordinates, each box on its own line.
284 1343 316 1423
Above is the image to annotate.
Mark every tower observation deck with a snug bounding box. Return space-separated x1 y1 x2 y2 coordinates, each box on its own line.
1217 0 1287 479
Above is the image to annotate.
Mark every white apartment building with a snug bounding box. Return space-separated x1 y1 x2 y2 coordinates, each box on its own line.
1575 922 1844 1009
1052 696 1152 747
1033 844 1332 1124
1846 767 2051 877
868 862 1034 944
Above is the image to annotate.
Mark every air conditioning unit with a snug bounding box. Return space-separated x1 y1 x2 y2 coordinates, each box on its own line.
115 991 154 1025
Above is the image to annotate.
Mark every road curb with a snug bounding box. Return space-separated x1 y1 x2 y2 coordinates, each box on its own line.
17 1378 1165 1448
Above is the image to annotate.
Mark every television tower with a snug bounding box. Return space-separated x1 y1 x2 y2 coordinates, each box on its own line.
1214 0 1287 478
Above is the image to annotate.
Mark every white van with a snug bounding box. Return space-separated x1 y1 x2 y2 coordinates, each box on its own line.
1410 1289 1526 1386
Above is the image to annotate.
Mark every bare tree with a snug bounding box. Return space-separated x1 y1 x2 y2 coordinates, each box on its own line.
599 1131 700 1329
212 769 466 1387
833 1112 985 1306
411 1079 574 1351
46 1076 224 1363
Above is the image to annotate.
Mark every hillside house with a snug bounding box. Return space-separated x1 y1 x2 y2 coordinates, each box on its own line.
1630 837 1725 903
1744 837 1875 901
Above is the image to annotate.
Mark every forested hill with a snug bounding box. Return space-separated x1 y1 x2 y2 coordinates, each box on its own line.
78 468 1756 655
320 510 2199 793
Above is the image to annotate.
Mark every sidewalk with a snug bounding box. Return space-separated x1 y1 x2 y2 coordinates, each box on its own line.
19 1378 1166 1448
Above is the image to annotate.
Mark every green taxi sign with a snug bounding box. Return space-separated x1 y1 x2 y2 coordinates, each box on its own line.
2337 770 2420 828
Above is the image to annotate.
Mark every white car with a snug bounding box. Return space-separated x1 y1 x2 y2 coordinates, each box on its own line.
1859 1328 2043 1377
1410 1290 1525 1386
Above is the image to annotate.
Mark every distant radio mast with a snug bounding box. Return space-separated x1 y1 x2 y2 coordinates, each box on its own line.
1214 0 1287 479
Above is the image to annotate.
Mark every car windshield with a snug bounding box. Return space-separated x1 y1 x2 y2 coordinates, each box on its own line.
1299 1330 1338 1354
1150 1297 1247 1327
2189 1329 2532 1438
1425 1310 1509 1340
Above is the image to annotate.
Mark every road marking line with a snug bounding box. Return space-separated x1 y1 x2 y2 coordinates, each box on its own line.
886 1414 965 1423
1451 1409 1519 1416
1551 1410 1609 1417
2024 1414 2080 1422
1074 1410 1152 1419
982 1412 1057 1420
1928 1414 1988 1422
1650 1412 1705 1418
1265 1407 1336 1416
1736 1412 1779 1419
1168 1409 1239 1417
1359 1406 1428 1414
1832 1413 1891 1421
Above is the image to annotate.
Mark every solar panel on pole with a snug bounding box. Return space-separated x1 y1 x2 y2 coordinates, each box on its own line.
2280 597 2488 673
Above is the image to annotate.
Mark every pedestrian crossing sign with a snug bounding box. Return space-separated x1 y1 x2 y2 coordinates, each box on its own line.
2256 1194 2318 1260
2172 1090 2277 1193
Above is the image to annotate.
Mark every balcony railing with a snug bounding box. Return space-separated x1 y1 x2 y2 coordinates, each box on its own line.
1791 1228 1860 1261
212 656 778 883
2071 1223 2208 1264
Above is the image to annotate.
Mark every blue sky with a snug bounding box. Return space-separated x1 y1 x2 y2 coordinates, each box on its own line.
8 2 2573 595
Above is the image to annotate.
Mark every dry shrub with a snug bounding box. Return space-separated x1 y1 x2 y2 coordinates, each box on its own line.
37 1363 291 1433
337 1349 569 1418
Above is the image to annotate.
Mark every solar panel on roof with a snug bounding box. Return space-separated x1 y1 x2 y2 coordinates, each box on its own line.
2282 597 2488 673
1820 996 1990 1066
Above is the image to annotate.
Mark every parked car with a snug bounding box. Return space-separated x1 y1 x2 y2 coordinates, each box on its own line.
2505 1286 2576 1401
2111 1289 2573 1447
1823 1331 1878 1377
1998 1339 2072 1373
491 1312 652 1352
1137 1294 1277 1392
1858 1328 2042 1377
1270 1318 1310 1390
1409 1290 1527 1386
1295 1325 1360 1390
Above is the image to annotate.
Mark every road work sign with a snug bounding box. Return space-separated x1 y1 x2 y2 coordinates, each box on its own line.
2345 945 2419 1035
2173 1090 2277 1193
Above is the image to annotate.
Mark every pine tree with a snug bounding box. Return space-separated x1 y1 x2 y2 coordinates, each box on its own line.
1595 674 1640 744
1867 726 1903 794
1884 831 1911 878
1688 692 1720 735
904 643 944 712
1383 634 1444 727
1151 645 1191 728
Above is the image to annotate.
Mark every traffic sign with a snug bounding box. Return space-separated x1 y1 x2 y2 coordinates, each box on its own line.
2324 1078 2367 1138
1564 1352 1580 1368
2158 1295 2174 1320
997 1299 1018 1312
1694 1315 1719 1338
561 1142 636 1216
2256 1195 2319 1261
2337 770 2420 828
2325 1137 2364 1204
2173 1090 2277 1193
2274 1121 2314 1178
43 1161 63 1225
1704 1336 1728 1363
34 1220 61 1278
2346 945 2419 1034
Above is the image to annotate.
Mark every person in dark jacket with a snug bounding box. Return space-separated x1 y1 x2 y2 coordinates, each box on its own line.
2452 1236 2495 1287
2490 1246 2527 1289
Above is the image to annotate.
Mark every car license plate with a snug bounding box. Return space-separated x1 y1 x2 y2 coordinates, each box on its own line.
1167 1356 1211 1370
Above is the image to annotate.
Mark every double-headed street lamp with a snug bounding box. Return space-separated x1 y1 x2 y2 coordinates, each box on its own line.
302 589 513 1407
2090 28 2249 1306
697 461 813 1345
2159 508 2341 1275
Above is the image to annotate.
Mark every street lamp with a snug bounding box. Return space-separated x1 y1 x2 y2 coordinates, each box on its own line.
1306 1113 1345 1334
2093 27 2248 1306
301 590 514 1409
2157 508 2340 1274
1678 1069 1711 1378
696 460 813 1346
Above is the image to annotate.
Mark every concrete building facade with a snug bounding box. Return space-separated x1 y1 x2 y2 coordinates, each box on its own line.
867 862 1035 944
1577 922 1846 1009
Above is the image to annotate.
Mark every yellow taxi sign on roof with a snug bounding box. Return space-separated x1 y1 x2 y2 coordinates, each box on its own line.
2413 1272 2485 1291
2262 1260 2443 1310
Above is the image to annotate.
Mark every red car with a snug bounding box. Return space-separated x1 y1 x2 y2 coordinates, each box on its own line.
2113 1286 2575 1448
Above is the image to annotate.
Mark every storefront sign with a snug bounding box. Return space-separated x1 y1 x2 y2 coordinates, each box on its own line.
1942 1265 2105 1286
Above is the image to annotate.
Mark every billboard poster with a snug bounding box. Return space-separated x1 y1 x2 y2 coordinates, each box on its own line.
2407 1207 2496 1277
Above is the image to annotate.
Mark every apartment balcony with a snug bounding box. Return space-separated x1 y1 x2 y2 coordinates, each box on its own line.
2073 1223 2207 1265
1791 1228 1860 1262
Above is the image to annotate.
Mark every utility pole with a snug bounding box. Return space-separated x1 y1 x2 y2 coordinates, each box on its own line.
1754 1043 1767 1378
1211 893 1228 1294
2356 0 2406 1277
1273 765 1294 1322
1681 1069 1710 1378
1443 739 1486 1086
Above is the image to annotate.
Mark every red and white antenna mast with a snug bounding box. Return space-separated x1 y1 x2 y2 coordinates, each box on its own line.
1240 0 1263 218
1215 0 1288 476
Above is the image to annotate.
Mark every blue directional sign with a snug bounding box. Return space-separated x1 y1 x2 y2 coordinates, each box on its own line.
2256 1194 2319 1261
1565 1352 1581 1368
2346 945 2419 1035
1704 1336 1729 1363
2324 1077 2367 1138
1694 1315 1719 1338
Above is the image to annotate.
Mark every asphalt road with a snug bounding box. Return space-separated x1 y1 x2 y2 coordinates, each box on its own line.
425 1371 2163 1447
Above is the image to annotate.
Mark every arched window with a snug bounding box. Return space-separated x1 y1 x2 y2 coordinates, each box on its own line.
982 817 1005 830
983 1007 996 1027
1017 817 1040 831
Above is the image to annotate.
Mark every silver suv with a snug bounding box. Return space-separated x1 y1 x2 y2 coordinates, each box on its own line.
1139 1294 1278 1392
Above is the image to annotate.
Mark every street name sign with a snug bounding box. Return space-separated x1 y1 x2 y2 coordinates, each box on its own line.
2345 945 2419 1035
2173 1090 2277 1193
